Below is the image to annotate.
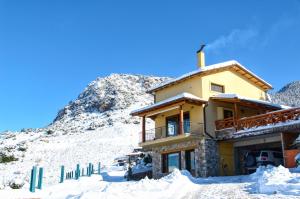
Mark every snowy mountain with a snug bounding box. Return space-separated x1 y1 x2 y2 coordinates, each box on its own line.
0 74 170 189
271 81 300 107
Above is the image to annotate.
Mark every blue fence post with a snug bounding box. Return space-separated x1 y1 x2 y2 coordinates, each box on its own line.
37 167 43 189
88 163 92 176
60 166 65 183
75 164 80 180
98 162 101 175
90 164 92 175
86 167 89 177
82 168 84 176
29 166 37 192
91 164 94 174
71 171 74 178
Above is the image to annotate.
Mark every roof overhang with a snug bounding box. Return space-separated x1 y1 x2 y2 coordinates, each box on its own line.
210 94 282 111
148 60 273 93
131 93 207 117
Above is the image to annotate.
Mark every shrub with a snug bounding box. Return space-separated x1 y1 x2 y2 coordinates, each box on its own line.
46 129 54 135
0 153 18 163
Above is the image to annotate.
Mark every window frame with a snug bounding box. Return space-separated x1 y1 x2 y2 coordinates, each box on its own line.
210 83 225 93
162 151 181 173
185 149 196 173
165 112 190 136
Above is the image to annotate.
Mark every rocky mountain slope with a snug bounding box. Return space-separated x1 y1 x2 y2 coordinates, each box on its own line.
0 74 170 189
271 81 300 107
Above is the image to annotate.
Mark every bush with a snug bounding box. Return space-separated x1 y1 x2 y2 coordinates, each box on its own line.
17 147 27 152
0 153 18 163
9 178 24 189
46 129 54 135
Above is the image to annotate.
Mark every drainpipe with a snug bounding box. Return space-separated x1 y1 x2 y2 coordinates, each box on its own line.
203 103 215 139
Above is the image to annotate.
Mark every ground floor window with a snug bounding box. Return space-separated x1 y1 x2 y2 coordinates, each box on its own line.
185 149 196 175
162 152 181 173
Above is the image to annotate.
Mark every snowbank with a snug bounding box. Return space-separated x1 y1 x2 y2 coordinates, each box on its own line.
77 169 199 199
0 169 200 199
3 166 300 199
251 165 300 195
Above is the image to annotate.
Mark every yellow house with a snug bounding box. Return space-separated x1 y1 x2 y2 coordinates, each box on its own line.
131 46 287 178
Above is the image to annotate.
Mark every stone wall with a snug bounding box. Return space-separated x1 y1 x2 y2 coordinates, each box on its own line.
151 138 218 179
204 138 219 176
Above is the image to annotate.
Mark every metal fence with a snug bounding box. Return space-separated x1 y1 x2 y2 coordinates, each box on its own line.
139 122 204 143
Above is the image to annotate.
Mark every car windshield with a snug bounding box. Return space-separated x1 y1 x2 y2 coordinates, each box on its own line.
261 152 268 157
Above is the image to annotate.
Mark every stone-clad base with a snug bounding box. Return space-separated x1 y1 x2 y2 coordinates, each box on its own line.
151 138 218 179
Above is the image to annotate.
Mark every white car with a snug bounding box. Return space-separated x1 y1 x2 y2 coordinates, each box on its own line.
256 150 283 166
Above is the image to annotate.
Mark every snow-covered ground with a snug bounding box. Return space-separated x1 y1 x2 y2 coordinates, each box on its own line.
1 166 299 199
0 117 142 189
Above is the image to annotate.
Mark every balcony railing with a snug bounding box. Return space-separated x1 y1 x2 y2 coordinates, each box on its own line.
215 117 235 130
215 107 300 131
139 122 204 143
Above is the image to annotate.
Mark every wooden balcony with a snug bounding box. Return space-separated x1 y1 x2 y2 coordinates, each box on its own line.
215 107 300 131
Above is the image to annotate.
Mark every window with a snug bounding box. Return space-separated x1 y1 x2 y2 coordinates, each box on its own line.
211 83 224 93
185 150 195 175
166 116 179 136
162 152 181 173
183 112 190 133
166 112 190 136
261 152 268 157
223 109 233 119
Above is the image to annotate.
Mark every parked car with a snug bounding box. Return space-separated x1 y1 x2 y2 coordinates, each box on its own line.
256 150 283 166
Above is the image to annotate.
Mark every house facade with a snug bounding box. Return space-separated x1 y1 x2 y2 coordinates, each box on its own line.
131 47 299 178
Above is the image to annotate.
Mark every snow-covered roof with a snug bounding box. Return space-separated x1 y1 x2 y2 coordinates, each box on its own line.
131 92 207 116
211 93 285 109
148 60 273 93
220 119 300 140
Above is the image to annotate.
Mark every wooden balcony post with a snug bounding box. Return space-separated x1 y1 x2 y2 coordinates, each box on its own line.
233 102 239 130
179 105 184 135
142 116 146 142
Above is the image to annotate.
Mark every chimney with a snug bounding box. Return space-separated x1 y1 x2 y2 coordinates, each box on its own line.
197 44 206 69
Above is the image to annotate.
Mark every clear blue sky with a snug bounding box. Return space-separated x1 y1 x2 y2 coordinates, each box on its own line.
1 0 300 131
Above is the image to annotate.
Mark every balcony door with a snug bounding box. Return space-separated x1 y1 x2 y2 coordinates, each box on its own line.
183 112 190 133
166 115 179 136
166 112 190 136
